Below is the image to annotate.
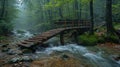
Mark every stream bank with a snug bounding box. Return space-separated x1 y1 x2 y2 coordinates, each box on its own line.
0 30 120 67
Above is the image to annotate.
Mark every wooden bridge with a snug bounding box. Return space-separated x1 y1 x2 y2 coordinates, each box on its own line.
17 20 91 48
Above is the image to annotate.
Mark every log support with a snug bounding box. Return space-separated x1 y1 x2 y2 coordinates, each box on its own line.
73 30 79 44
60 31 64 45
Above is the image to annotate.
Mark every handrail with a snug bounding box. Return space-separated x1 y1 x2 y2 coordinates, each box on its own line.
55 20 91 28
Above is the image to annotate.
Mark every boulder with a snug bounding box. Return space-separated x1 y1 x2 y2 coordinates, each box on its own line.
30 54 83 67
0 44 8 48
1 48 10 52
7 49 22 55
8 56 33 63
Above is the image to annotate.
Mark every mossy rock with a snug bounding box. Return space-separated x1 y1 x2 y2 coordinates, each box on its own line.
22 49 33 54
79 34 99 46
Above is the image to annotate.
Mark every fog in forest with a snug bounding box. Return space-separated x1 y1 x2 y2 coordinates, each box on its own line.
0 0 120 67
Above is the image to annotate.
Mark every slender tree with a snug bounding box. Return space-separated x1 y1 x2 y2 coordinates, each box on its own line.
74 0 79 19
0 0 6 19
106 0 115 34
79 0 82 20
58 7 63 19
90 0 94 34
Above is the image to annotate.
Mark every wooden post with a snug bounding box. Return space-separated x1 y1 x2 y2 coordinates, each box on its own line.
72 21 74 27
60 32 64 45
73 30 79 44
64 20 66 28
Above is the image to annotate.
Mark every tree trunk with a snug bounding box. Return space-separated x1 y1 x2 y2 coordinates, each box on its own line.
90 0 94 34
79 0 82 20
59 7 63 19
74 0 79 19
0 0 6 19
106 0 115 34
46 0 52 21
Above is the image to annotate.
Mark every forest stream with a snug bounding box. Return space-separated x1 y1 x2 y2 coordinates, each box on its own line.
0 31 119 67
0 0 120 67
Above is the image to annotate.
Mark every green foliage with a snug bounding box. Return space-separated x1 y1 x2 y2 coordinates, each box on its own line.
0 0 17 35
45 0 74 8
0 20 13 35
97 36 105 43
103 34 119 43
33 22 55 32
78 33 119 46
112 1 120 22
0 36 6 40
79 33 99 46
45 0 90 9
114 22 120 29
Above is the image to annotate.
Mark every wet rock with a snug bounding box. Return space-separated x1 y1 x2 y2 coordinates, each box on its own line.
1 48 10 52
8 56 33 63
0 60 5 66
0 52 6 58
49 50 72 56
114 56 120 61
40 44 50 48
22 49 33 54
111 55 120 61
49 51 63 56
117 60 120 64
112 55 120 64
0 44 8 48
60 54 70 60
7 49 22 55
111 55 120 64
3 62 30 67
30 55 83 67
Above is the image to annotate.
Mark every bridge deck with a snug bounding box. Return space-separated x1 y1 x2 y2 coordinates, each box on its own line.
17 26 90 48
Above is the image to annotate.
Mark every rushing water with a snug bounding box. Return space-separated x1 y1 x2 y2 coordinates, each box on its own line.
13 30 33 38
12 30 120 67
35 44 120 67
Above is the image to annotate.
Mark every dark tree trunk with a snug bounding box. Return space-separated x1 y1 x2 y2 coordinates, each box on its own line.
46 0 52 21
0 0 6 19
79 0 82 20
58 8 63 19
106 0 115 34
48 10 52 20
60 32 64 45
74 0 79 19
90 0 94 34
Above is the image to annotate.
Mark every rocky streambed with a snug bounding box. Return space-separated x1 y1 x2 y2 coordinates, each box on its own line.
0 30 120 67
0 43 120 67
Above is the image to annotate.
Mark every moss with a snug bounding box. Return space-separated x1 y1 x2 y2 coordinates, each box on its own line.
0 36 7 40
0 20 13 35
103 34 119 43
79 33 99 46
114 22 120 29
78 32 120 46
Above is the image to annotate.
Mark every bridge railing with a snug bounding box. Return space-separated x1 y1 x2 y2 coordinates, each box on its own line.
54 20 91 28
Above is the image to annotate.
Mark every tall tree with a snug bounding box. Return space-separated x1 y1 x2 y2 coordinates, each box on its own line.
106 0 115 34
90 0 94 34
0 0 6 19
74 0 79 19
79 0 82 20
0 0 16 35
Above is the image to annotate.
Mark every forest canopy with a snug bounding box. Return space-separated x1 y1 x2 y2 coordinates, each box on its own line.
0 0 120 34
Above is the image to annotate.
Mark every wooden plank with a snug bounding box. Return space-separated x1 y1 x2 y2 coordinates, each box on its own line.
17 27 90 48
